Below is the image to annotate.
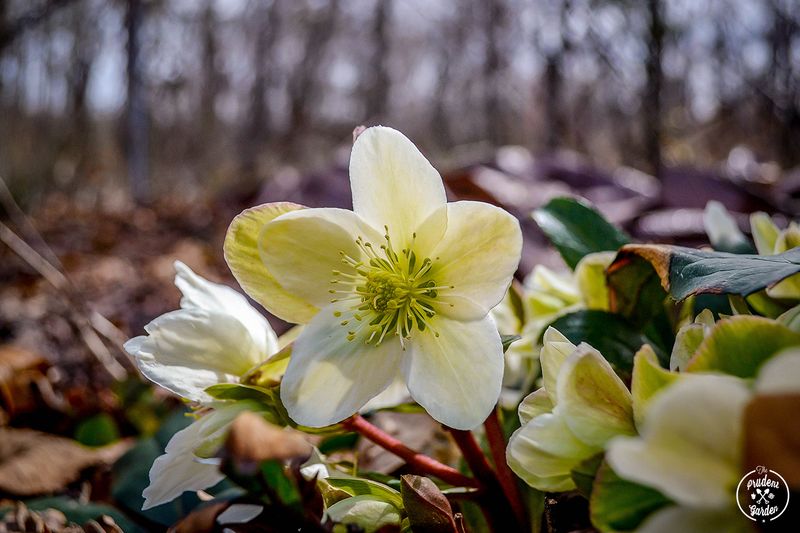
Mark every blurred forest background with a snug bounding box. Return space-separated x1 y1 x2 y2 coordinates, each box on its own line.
1 0 799 204
0 1 799 529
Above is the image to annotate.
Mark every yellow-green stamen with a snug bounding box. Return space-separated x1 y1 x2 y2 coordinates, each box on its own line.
330 228 452 347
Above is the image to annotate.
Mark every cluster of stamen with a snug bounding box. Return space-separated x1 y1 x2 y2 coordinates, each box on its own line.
329 226 453 348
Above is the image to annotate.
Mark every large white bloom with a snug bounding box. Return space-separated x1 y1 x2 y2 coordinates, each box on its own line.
225 126 522 430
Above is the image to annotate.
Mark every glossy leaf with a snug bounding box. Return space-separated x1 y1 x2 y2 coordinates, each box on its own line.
532 197 629 269
546 310 667 376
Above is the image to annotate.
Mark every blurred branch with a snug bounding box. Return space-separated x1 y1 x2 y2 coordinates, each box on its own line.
0 0 77 52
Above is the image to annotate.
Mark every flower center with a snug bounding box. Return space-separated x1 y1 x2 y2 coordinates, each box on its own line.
329 227 452 347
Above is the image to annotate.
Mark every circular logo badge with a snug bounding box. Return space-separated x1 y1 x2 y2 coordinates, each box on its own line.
736 466 790 523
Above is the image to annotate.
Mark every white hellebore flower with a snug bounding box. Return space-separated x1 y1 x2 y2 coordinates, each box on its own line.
225 126 522 430
506 328 636 492
124 261 279 403
124 262 280 509
606 350 800 533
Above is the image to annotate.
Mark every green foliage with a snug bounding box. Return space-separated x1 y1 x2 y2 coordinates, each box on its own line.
589 462 671 532
74 413 120 447
326 477 404 509
547 310 668 376
532 197 629 269
687 315 800 377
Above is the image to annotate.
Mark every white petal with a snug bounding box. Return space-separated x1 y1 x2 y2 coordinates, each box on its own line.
142 417 224 510
606 375 750 508
260 208 381 312
556 344 635 446
361 378 411 413
174 261 278 357
217 504 264 525
403 315 503 430
280 302 404 427
125 308 267 402
755 349 800 394
637 506 748 533
430 201 523 321
506 424 581 491
518 388 554 425
539 327 576 404
350 126 446 249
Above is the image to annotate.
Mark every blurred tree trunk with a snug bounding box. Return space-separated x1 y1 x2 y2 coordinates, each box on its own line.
126 0 149 203
643 0 664 179
68 8 91 179
241 0 281 178
483 0 504 145
765 1 799 168
200 0 220 135
363 0 391 122
287 0 340 139
431 4 470 148
540 0 569 151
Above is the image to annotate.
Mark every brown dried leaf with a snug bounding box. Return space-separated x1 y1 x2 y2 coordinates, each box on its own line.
223 412 311 464
744 393 800 488
400 475 457 533
168 502 230 533
0 428 130 496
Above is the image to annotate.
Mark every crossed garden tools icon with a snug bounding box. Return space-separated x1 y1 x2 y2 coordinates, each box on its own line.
752 488 776 505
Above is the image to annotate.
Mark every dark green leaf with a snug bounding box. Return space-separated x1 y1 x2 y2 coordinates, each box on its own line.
205 383 273 402
262 460 301 507
590 461 670 532
532 197 629 269
609 244 800 302
318 432 359 455
546 310 668 376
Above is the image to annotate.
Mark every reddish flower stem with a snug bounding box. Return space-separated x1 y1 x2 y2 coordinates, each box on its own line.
448 426 523 532
448 428 497 487
484 407 528 526
342 414 478 488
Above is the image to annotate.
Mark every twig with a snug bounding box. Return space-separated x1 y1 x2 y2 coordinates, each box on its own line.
342 414 478 488
0 220 129 380
484 407 527 526
0 176 63 269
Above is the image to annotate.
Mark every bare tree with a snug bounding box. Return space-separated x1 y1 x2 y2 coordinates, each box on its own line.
363 0 391 122
126 0 149 202
643 0 664 179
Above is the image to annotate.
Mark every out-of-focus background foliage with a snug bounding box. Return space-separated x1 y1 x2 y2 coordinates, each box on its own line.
0 1 798 529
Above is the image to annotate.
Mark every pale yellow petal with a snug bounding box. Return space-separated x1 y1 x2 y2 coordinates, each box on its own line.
403 315 504 430
350 126 446 249
224 202 317 324
259 207 382 315
430 201 522 321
